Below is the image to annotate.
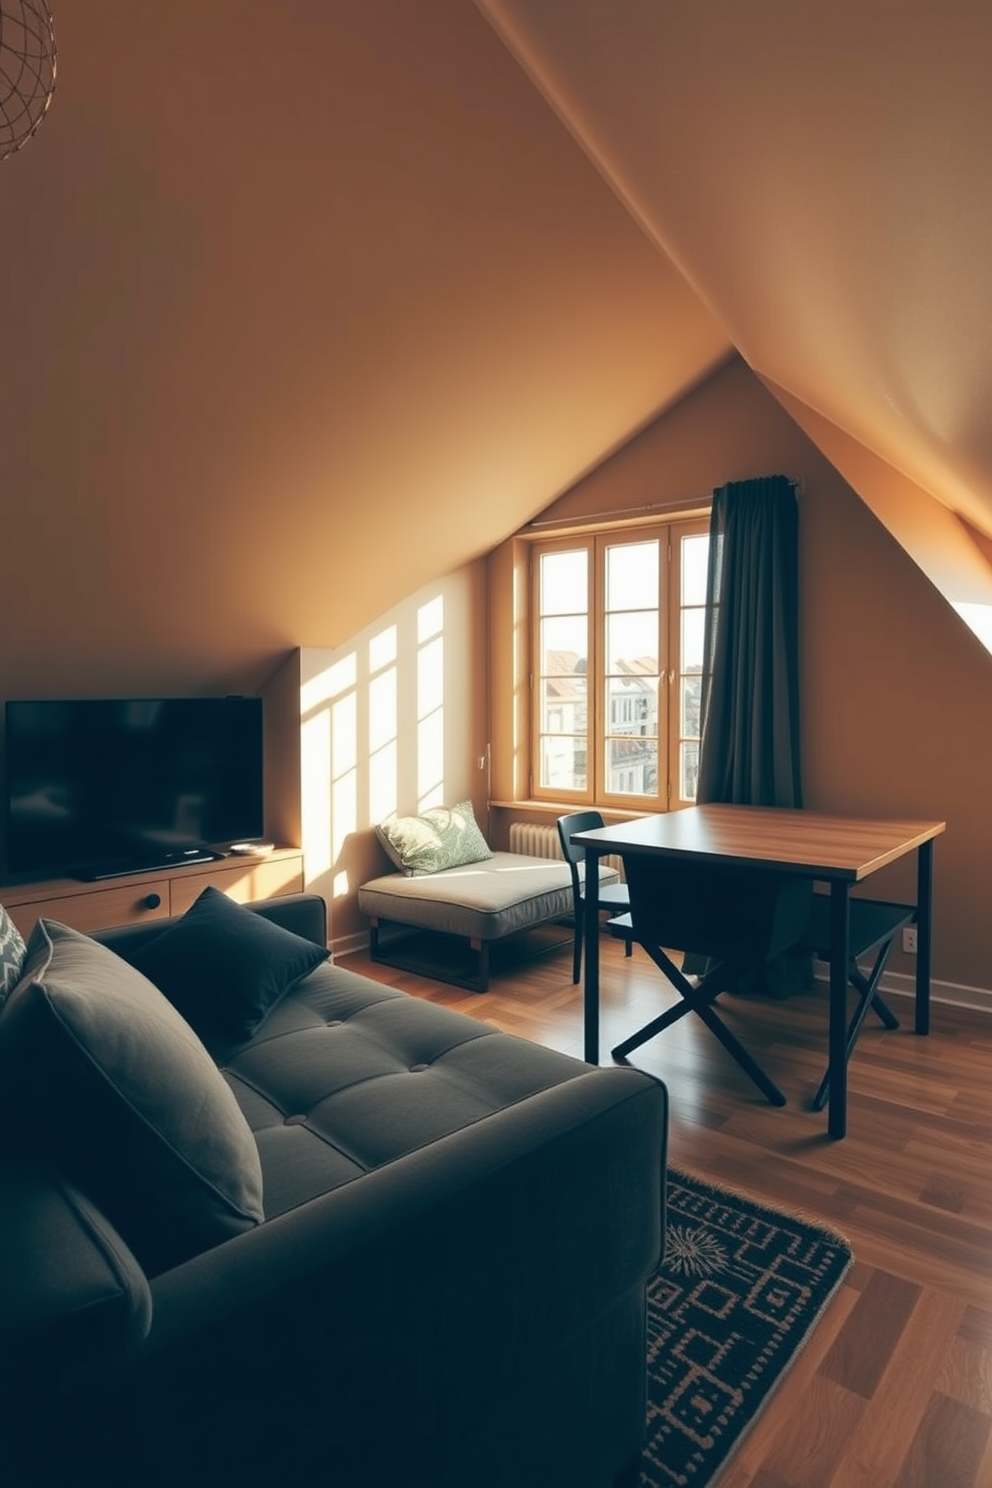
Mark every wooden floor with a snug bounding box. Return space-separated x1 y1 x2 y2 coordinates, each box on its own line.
341 930 992 1488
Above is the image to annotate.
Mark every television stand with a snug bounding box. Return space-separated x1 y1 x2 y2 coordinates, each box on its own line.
81 849 222 882
1 847 305 941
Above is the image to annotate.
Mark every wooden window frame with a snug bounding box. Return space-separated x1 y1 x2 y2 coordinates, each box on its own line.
528 516 709 812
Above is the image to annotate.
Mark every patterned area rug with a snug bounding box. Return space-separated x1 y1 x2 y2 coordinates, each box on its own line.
640 1169 853 1487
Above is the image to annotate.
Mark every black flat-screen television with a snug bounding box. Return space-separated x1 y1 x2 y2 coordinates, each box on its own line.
3 696 265 880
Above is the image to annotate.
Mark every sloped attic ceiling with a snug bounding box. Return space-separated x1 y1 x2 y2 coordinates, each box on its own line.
0 0 728 687
3 0 992 686
478 0 992 633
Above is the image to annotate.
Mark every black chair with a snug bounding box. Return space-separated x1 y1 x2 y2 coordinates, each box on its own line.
556 812 633 983
612 854 814 1105
798 893 912 1111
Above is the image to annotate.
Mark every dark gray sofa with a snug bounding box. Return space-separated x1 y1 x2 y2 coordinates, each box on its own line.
0 891 667 1488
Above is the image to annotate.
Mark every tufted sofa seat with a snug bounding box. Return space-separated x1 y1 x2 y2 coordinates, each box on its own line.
0 893 667 1488
216 950 598 1220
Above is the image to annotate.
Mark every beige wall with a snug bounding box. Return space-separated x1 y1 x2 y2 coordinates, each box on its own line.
489 358 992 995
295 564 490 950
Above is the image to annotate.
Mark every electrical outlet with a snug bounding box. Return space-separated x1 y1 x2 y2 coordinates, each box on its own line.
902 925 918 954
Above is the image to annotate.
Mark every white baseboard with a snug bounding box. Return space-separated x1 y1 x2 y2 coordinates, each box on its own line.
814 965 992 1017
332 931 371 961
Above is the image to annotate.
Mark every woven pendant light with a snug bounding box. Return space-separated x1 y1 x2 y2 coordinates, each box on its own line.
1 0 57 161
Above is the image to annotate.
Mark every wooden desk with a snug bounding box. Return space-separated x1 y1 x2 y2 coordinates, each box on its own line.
573 805 945 1138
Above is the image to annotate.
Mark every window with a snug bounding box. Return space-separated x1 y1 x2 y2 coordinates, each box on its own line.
531 518 709 810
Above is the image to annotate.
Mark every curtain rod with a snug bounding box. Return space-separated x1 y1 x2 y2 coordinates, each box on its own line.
524 478 802 530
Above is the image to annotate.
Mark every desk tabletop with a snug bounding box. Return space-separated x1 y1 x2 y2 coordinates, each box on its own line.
572 803 946 881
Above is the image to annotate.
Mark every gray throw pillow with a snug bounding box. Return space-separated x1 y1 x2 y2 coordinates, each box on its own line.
0 904 27 1009
0 920 264 1277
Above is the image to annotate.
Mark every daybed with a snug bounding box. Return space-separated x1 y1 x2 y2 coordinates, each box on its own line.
358 801 622 990
0 889 667 1488
359 849 624 989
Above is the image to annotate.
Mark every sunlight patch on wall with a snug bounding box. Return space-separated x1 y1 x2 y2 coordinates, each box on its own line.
952 601 992 656
369 625 399 823
369 672 398 824
301 655 354 717
418 596 444 643
300 651 362 883
417 597 444 808
333 686 357 775
370 626 397 673
418 704 444 806
299 567 479 942
369 738 397 825
332 761 357 900
331 685 358 893
301 691 332 880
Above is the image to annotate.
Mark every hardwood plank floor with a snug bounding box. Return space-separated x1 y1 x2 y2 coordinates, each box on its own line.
340 931 992 1488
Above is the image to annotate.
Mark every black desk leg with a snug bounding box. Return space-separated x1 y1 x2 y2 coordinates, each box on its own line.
916 839 934 1036
828 883 851 1139
583 847 602 1064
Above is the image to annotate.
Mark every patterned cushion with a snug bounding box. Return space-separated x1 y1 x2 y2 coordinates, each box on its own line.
375 800 492 876
0 904 27 1009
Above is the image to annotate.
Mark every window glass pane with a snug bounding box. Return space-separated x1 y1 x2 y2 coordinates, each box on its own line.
681 534 709 607
540 678 587 734
681 675 702 738
532 518 707 808
606 736 658 796
681 609 706 673
606 541 658 611
680 741 700 802
604 676 659 732
540 615 587 673
540 549 586 612
606 611 659 673
541 735 586 791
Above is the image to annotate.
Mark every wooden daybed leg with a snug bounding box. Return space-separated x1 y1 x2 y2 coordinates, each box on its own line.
471 937 490 992
369 917 381 961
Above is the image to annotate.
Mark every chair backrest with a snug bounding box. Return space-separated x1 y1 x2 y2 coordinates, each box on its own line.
556 811 606 903
622 853 812 965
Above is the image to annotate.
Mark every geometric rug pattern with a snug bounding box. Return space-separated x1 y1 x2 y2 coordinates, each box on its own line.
640 1169 853 1487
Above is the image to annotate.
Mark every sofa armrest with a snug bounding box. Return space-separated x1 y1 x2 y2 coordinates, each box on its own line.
25 1065 666 1488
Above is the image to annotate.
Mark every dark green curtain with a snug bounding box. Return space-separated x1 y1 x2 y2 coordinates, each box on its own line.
696 474 802 807
693 474 806 996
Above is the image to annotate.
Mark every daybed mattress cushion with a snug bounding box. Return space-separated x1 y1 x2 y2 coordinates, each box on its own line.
357 851 618 942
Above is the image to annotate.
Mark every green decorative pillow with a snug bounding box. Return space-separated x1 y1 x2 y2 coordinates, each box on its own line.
0 903 27 1009
132 886 329 1042
0 920 264 1277
375 800 492 876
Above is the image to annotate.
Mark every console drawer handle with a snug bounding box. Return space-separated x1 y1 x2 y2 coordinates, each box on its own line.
142 893 162 911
